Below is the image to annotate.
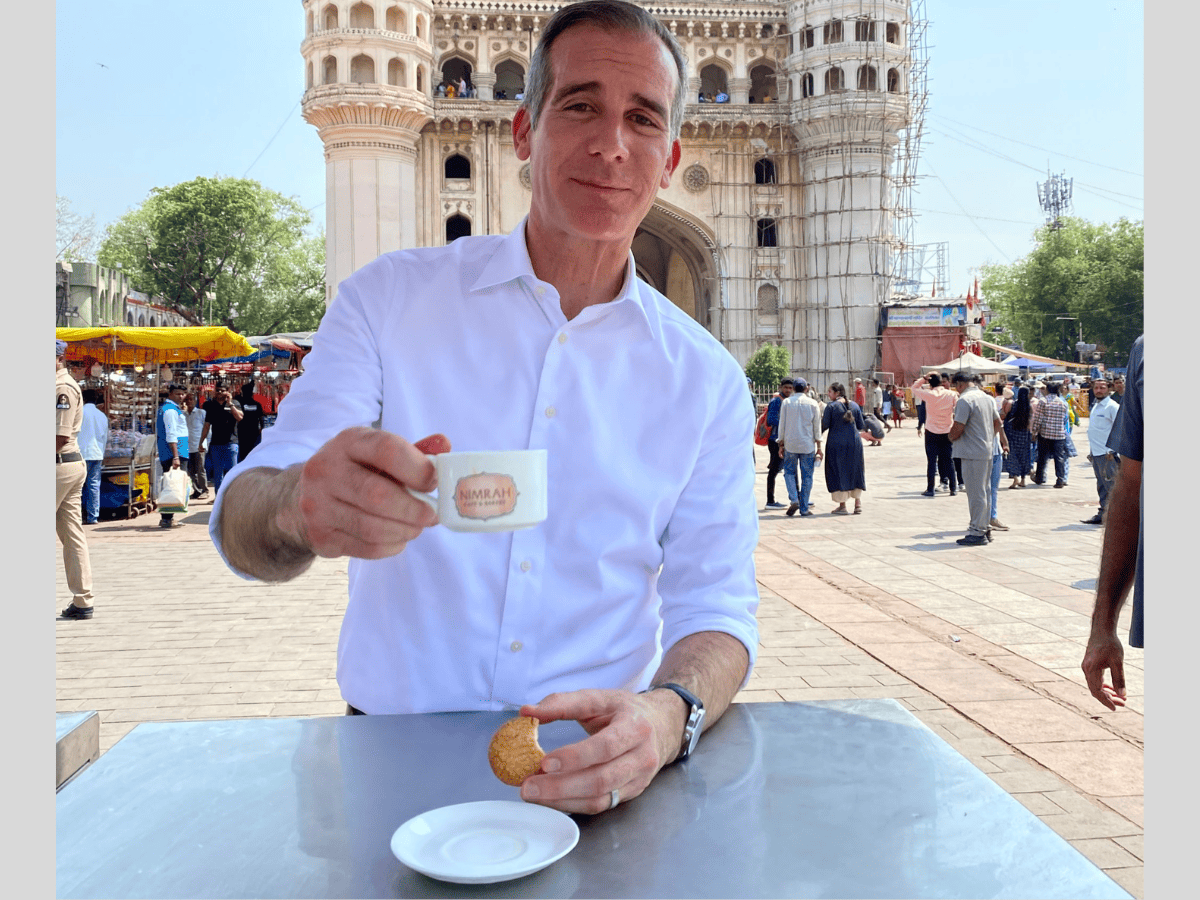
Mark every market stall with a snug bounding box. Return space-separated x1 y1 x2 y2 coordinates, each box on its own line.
56 327 256 519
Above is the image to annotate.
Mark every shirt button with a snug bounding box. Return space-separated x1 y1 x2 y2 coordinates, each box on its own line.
545 406 557 418
520 559 532 572
510 641 523 653
557 333 568 345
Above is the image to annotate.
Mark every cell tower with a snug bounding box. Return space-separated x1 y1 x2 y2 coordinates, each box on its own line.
1037 169 1073 230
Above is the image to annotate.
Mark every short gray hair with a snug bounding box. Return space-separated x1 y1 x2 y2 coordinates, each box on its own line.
521 1 688 142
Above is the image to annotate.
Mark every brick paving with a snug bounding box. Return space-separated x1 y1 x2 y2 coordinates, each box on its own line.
55 417 1142 897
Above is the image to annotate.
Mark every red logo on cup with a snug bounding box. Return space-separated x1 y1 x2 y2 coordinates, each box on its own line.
454 473 519 520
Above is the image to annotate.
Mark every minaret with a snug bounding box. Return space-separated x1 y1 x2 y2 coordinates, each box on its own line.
785 0 911 384
301 0 435 301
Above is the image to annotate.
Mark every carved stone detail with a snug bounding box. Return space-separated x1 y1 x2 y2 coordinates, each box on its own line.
683 164 709 193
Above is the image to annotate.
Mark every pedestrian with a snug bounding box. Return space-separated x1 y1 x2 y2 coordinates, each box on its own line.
889 384 905 428
1002 385 1033 488
983 378 1009 533
1082 335 1143 709
209 0 758 816
200 386 243 491
78 388 109 525
822 382 866 514
56 340 95 619
156 383 190 529
915 392 925 436
764 377 795 509
854 378 866 412
1031 381 1069 488
871 378 890 431
911 373 957 497
1111 376 1124 404
1081 378 1119 525
777 376 822 517
236 381 266 464
185 392 209 500
860 412 886 446
1061 398 1077 485
948 373 1008 545
936 372 964 489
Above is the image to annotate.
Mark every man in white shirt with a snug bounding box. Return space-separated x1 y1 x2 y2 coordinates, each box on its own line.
1081 378 1119 525
777 376 822 517
185 393 209 500
78 389 109 525
210 0 758 817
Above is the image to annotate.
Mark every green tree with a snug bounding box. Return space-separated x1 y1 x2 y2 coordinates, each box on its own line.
98 176 326 334
745 344 791 391
980 217 1143 367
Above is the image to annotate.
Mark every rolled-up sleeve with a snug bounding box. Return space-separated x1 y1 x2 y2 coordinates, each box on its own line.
656 354 760 687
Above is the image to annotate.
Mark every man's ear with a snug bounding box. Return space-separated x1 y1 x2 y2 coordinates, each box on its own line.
513 106 532 161
659 139 682 189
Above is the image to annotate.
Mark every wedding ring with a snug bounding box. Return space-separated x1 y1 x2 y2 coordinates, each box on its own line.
608 788 620 810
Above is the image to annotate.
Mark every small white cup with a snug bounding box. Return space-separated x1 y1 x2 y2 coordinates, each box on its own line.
406 449 548 533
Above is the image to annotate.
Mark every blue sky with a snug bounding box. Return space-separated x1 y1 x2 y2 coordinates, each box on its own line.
55 0 1143 294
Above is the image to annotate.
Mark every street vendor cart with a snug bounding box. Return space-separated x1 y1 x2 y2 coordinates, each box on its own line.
56 326 256 518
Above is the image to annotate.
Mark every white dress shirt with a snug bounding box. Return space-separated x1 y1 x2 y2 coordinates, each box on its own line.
78 404 109 461
210 221 760 715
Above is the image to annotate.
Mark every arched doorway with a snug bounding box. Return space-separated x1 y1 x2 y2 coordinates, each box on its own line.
632 204 722 334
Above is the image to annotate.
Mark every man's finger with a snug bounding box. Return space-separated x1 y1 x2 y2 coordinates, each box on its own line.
1109 664 1126 700
520 690 614 726
335 428 439 495
414 433 451 455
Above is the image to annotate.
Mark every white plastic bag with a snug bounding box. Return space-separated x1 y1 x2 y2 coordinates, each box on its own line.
157 467 191 514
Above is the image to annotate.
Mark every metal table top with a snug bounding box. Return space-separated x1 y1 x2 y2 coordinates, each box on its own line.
56 700 1130 898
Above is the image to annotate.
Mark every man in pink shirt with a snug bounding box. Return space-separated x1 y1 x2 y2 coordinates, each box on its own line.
912 373 959 497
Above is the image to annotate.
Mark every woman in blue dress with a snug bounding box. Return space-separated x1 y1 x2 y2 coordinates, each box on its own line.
822 382 867 514
1003 385 1033 488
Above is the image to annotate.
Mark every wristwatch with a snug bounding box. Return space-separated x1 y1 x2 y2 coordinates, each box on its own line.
644 682 705 762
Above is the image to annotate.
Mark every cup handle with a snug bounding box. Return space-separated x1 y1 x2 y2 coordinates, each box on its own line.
405 486 437 513
404 454 440 514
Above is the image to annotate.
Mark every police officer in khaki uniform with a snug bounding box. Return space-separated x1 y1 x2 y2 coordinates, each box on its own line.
56 339 95 619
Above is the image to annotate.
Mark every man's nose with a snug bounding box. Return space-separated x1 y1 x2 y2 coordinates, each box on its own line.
587 112 629 161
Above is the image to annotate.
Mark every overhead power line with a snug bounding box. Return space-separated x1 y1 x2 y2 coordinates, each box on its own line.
243 99 301 178
928 128 1144 210
928 112 1143 178
923 161 1013 264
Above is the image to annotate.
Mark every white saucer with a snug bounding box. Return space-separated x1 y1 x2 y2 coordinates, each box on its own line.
391 800 580 884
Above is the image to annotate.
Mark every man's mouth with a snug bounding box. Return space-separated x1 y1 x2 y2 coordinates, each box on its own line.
572 178 627 192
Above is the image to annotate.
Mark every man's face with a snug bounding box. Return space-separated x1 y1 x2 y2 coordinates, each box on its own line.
780 383 794 397
1092 380 1110 400
514 25 681 248
170 389 187 406
1114 379 1124 394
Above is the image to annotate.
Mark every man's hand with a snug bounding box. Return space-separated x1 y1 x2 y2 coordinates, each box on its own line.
1082 631 1127 711
171 457 181 470
278 429 450 561
218 429 451 582
517 688 685 815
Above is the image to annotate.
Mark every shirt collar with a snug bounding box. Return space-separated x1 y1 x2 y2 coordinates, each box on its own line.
470 218 656 342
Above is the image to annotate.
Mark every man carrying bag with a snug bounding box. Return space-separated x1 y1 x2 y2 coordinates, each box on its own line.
156 383 190 528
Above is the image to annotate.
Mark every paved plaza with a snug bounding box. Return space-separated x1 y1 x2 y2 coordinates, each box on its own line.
55 417 1142 897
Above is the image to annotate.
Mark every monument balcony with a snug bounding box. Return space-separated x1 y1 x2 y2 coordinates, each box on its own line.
302 28 427 54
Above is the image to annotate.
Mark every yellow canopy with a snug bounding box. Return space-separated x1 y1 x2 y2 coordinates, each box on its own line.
56 326 256 367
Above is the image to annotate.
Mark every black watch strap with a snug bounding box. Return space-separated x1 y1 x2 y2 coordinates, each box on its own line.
645 682 705 762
